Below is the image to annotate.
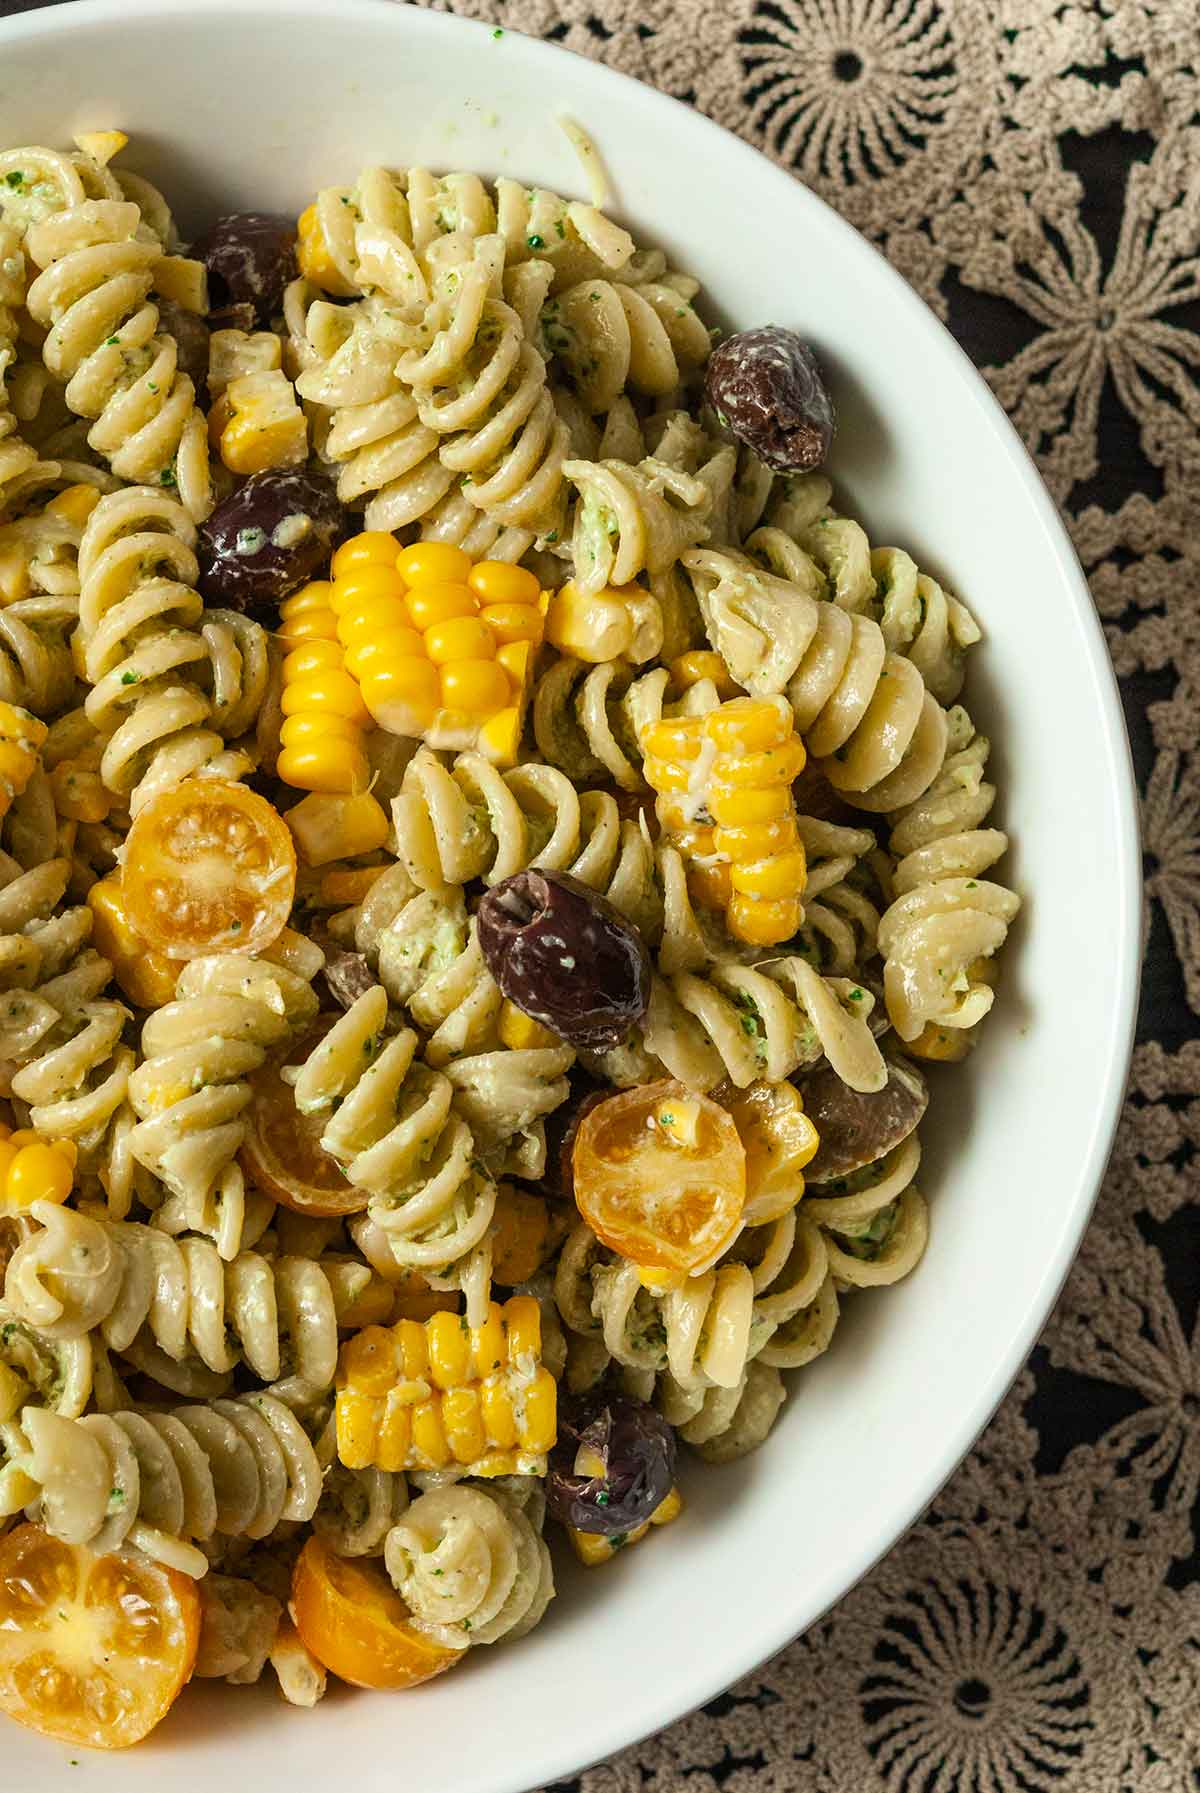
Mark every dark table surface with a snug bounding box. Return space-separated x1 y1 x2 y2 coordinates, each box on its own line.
2 1 1195 1788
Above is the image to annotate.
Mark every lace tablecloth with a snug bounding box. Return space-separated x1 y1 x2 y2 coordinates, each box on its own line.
3 0 1193 1786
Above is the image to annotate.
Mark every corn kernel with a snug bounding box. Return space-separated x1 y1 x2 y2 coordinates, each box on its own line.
49 757 110 824
479 1378 519 1451
476 705 522 767
319 865 386 906
411 1398 450 1467
468 561 540 605
544 581 635 662
218 369 307 475
641 755 694 796
280 671 370 724
359 659 441 736
280 712 363 749
440 659 509 712
424 616 495 666
297 202 358 297
442 1387 487 1464
490 1182 551 1283
728 892 802 945
335 1389 381 1470
707 784 792 827
396 542 472 588
284 640 344 680
426 1310 472 1390
497 1001 558 1052
705 697 792 753
332 533 403 579
504 1294 541 1360
376 1400 413 1474
404 584 476 631
337 1325 398 1396
642 718 705 761
44 483 101 527
4 1140 75 1213
905 1022 974 1062
285 790 390 866
154 254 208 314
478 602 542 645
87 876 178 1009
277 739 370 796
729 848 808 900
711 738 807 792
670 649 741 699
343 630 426 683
712 819 795 861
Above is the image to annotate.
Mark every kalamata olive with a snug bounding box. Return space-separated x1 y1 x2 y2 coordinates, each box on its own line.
545 1390 677 1535
314 939 378 1013
796 1056 928 1183
476 870 651 1052
704 325 835 473
196 470 345 617
157 300 211 400
193 212 297 327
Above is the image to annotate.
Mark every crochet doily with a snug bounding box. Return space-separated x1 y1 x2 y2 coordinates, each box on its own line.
5 2 1195 1787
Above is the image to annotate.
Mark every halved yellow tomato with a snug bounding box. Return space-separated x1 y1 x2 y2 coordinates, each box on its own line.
291 1536 461 1690
0 1524 201 1749
572 1079 746 1277
241 1016 366 1217
122 779 296 960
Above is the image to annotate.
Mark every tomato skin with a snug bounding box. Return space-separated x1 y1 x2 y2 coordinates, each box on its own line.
291 1536 461 1690
122 778 297 961
240 1017 367 1217
572 1080 747 1277
0 1524 201 1750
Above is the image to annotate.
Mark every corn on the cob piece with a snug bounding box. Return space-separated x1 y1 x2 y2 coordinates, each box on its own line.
0 1122 76 1216
642 694 808 947
335 1294 557 1477
568 1484 684 1565
277 580 373 796
330 534 546 769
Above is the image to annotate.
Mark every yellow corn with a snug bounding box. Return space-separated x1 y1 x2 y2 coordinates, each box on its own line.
490 1183 552 1285
284 789 390 867
568 1485 684 1566
642 695 807 947
153 254 208 314
544 580 646 663
318 865 386 908
45 483 102 528
497 1000 559 1053
0 702 46 821
276 581 372 795
217 368 308 475
330 532 546 768
0 1122 77 1216
87 875 178 1009
335 1294 557 1475
669 649 743 700
296 201 358 297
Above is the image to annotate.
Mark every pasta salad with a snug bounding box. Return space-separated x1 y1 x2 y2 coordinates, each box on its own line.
0 131 1019 1749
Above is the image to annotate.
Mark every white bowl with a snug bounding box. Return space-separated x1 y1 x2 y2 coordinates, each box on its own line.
0 1 1141 1788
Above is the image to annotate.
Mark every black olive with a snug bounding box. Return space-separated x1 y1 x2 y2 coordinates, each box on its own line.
795 1057 928 1182
545 1391 677 1535
704 325 835 473
476 870 651 1053
196 470 345 619
193 213 298 327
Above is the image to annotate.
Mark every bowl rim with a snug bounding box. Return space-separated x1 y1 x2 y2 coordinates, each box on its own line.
0 0 1143 1783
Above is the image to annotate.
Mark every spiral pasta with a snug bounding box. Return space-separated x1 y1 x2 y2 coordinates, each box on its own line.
0 221 41 519
128 949 321 1259
2 1202 383 1402
290 985 496 1319
383 1481 554 1649
877 708 1020 1047
77 487 259 813
21 181 212 520
531 656 717 793
564 453 726 596
633 956 887 1095
684 546 951 815
8 1391 322 1578
540 267 710 414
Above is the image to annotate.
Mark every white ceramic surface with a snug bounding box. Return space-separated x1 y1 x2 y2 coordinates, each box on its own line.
0 2 1140 1788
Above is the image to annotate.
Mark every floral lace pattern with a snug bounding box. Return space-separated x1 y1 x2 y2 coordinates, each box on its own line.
2 0 1189 1785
